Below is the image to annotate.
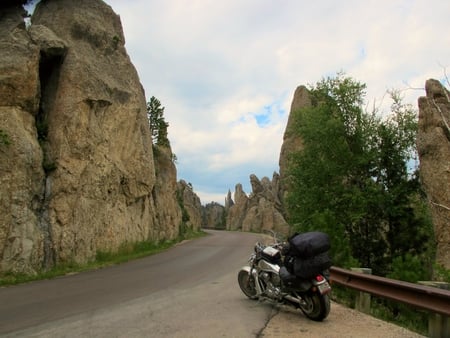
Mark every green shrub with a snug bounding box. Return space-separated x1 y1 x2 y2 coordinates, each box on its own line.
0 129 11 146
434 263 450 282
387 253 430 283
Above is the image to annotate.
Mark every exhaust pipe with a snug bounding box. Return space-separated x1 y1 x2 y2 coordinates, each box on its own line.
284 294 301 304
284 293 308 307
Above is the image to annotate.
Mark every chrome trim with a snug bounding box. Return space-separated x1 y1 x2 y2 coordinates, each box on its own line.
257 260 280 274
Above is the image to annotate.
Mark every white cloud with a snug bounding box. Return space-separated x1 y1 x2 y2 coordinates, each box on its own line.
105 0 450 204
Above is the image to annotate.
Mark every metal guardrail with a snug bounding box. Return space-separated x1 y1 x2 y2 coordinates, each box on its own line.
330 266 450 317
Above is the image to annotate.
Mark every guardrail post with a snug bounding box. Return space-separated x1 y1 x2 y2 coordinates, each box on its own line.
351 268 372 314
418 281 450 338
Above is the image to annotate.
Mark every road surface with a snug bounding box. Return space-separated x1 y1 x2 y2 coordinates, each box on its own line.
0 230 275 337
0 230 424 337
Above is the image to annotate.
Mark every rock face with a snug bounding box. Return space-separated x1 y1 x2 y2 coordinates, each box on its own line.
278 85 312 211
226 173 289 235
0 6 45 274
202 202 226 229
0 0 184 274
177 180 202 232
417 79 450 270
152 146 182 240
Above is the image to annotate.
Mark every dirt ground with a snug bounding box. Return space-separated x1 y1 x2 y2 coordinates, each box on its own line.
261 301 426 338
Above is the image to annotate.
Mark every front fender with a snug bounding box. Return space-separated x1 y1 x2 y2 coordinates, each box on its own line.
239 265 257 278
239 265 262 295
240 265 251 274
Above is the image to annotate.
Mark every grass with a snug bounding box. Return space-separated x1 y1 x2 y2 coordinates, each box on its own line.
370 297 428 336
0 230 207 287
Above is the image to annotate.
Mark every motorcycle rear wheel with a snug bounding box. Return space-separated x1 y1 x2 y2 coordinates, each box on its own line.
299 292 330 321
238 270 258 299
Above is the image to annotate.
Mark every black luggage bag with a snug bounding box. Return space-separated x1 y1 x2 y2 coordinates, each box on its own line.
292 252 332 279
288 231 330 258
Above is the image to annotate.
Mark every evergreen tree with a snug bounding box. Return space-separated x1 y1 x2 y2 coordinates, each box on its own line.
147 96 169 147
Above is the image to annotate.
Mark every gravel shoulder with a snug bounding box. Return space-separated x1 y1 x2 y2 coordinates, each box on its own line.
261 301 425 338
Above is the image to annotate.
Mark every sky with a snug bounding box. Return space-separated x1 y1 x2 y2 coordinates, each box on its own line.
99 1 448 205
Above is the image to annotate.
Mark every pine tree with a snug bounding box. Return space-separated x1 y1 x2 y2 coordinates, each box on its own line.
147 96 169 147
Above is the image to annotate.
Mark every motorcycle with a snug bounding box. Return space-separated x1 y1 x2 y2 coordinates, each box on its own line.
238 230 332 321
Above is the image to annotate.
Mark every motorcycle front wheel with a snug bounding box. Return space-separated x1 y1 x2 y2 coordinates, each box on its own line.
238 270 257 299
299 292 330 321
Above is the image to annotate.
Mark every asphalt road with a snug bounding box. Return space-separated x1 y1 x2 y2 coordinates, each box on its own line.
0 230 276 337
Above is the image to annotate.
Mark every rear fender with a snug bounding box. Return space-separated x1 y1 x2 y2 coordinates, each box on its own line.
311 274 327 286
311 274 331 294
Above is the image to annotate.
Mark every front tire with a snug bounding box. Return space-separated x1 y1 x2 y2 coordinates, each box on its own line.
238 270 257 299
299 292 330 321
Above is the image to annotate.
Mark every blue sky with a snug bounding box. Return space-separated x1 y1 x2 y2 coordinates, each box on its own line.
98 1 450 205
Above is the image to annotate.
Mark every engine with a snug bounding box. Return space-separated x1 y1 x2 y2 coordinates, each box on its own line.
260 272 282 299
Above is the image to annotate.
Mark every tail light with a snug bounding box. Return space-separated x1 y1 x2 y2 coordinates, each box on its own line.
315 275 324 282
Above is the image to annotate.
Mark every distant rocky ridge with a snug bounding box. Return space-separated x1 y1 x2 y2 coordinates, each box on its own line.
0 0 200 275
417 79 450 270
225 173 289 234
202 86 314 235
202 202 226 229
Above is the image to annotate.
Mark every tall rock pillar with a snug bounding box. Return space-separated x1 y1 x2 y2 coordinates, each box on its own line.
31 0 158 264
278 85 312 215
417 79 450 270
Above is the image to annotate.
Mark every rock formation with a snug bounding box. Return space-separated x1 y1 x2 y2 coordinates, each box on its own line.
0 0 185 274
0 5 45 274
177 180 202 232
226 183 249 231
152 146 182 240
202 202 226 229
226 173 289 235
224 190 233 209
417 79 450 270
278 85 312 211
222 86 314 236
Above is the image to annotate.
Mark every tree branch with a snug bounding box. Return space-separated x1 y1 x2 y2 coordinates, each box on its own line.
431 201 450 212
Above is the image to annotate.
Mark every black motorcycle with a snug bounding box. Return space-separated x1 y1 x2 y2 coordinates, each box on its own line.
238 230 332 321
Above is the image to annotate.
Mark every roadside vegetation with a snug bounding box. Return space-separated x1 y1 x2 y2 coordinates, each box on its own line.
284 73 449 335
0 230 206 287
286 73 433 276
0 129 11 146
147 95 170 147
